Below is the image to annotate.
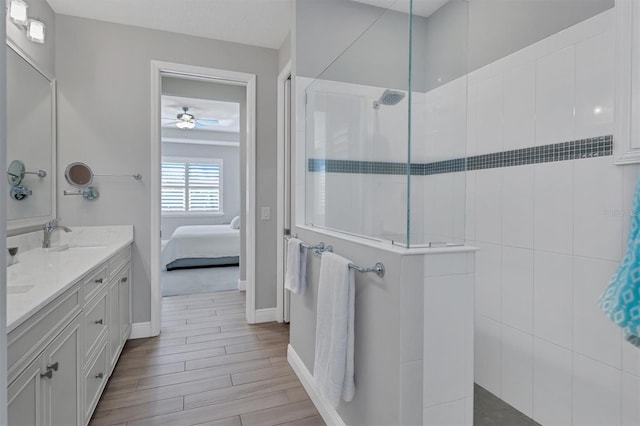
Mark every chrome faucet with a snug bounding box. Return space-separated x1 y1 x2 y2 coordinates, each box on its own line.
43 219 72 248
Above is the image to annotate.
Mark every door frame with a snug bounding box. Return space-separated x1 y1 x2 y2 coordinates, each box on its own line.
150 61 257 334
276 60 292 323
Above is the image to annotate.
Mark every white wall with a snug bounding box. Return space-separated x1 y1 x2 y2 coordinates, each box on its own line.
426 10 640 425
55 14 280 321
161 142 240 238
1 6 9 425
278 32 291 72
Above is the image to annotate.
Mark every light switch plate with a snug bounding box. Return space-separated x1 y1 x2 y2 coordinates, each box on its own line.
261 207 271 220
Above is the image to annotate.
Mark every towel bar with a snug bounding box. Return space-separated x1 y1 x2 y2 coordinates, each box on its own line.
284 235 385 277
348 262 385 277
284 235 331 253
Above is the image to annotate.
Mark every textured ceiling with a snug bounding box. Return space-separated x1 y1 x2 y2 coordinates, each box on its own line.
46 0 292 49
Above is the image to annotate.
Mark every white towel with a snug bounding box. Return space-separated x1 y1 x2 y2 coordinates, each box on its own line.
284 238 308 294
313 251 355 408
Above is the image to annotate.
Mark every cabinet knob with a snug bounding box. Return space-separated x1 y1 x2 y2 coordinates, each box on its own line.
40 370 53 379
94 278 103 284
120 277 128 283
46 362 59 371
94 319 103 325
95 373 104 379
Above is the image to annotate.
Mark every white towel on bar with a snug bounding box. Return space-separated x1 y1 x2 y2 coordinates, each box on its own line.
284 238 308 294
313 251 356 408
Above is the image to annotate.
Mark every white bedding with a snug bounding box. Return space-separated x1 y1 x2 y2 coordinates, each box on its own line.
162 225 240 267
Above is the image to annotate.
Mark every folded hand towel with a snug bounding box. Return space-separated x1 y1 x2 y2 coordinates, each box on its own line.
599 177 640 347
313 251 355 407
285 238 308 294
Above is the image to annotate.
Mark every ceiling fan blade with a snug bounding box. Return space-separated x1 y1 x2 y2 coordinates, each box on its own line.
196 118 220 125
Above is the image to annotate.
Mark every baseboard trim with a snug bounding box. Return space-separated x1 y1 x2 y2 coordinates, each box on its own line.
255 308 277 323
287 344 346 426
129 322 153 339
238 279 247 291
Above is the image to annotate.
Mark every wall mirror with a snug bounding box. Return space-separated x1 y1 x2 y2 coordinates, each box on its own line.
65 162 93 187
64 162 100 200
6 41 56 230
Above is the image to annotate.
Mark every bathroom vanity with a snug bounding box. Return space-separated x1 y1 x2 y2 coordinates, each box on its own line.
6 226 133 426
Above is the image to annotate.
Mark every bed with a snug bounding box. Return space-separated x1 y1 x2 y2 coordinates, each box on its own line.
162 225 240 271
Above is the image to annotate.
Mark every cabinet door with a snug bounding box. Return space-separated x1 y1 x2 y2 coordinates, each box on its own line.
8 353 46 426
108 279 120 370
118 264 131 343
45 316 82 426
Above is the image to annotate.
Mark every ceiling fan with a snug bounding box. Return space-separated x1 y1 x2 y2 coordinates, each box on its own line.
163 107 220 130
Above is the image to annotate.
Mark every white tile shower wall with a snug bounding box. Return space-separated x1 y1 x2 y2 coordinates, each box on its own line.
422 252 475 426
421 77 467 244
422 9 637 425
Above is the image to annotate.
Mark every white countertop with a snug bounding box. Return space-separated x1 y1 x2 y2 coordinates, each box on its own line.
6 226 134 333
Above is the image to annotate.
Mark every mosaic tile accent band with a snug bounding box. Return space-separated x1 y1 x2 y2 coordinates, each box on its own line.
308 135 613 176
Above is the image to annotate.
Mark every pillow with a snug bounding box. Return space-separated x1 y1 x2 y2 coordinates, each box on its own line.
230 216 241 229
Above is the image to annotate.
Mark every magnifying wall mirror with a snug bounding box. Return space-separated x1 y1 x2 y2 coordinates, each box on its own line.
64 162 100 200
7 160 25 185
65 162 93 187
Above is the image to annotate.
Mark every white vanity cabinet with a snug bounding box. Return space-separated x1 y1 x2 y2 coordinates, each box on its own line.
7 245 133 426
8 315 82 426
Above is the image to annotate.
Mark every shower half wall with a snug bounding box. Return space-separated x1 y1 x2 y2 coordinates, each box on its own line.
290 1 476 425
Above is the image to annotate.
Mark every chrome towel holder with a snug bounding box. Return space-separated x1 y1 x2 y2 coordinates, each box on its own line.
285 235 385 277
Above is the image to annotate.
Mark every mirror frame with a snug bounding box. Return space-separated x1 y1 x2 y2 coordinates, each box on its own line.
6 40 57 231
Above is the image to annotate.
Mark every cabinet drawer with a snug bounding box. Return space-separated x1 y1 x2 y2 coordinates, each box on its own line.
108 246 131 280
83 266 107 302
83 342 108 422
83 291 108 360
8 284 81 385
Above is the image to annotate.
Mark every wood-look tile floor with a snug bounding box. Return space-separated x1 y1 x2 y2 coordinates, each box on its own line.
90 290 325 426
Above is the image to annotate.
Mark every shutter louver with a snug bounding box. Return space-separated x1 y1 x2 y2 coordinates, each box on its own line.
161 159 222 214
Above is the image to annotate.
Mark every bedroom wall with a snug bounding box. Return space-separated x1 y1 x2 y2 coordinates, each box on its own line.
161 142 240 238
55 14 280 322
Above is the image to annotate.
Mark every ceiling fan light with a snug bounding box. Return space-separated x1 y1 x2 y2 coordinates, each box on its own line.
176 120 195 130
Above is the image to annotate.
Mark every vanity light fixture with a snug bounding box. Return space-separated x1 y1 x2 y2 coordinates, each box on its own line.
8 0 28 26
27 18 45 43
8 0 45 44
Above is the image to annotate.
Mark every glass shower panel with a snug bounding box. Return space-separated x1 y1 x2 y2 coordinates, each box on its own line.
304 1 412 245
408 0 469 247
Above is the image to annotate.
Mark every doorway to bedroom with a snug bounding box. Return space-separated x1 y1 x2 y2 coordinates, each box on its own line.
159 77 245 299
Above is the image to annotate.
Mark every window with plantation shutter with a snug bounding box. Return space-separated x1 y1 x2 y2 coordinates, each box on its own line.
161 157 223 215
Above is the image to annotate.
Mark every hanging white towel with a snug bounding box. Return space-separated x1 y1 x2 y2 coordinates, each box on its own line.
313 251 355 408
285 238 308 294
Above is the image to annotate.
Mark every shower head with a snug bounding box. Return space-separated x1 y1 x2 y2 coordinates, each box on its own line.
373 89 406 109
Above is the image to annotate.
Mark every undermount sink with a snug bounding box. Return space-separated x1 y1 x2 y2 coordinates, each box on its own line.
7 285 35 294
